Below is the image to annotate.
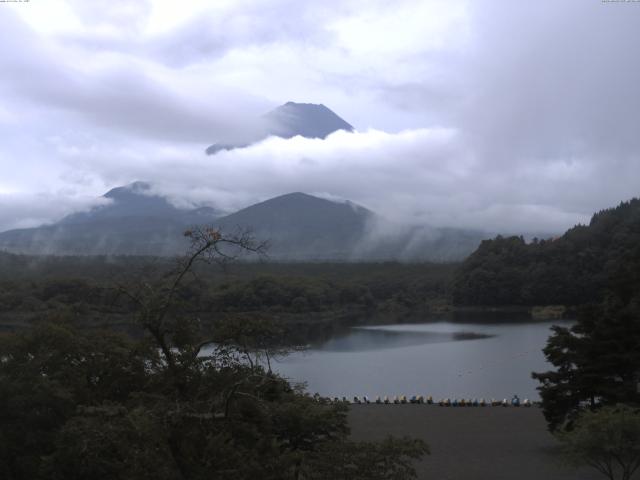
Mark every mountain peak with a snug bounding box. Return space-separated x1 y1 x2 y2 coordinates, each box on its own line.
61 181 220 226
264 102 353 139
0 186 485 261
272 191 316 201
284 101 313 107
206 102 353 155
104 181 152 200
251 192 369 212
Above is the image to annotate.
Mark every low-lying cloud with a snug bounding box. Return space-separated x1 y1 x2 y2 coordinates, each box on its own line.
1 0 639 237
9 127 608 235
0 192 110 232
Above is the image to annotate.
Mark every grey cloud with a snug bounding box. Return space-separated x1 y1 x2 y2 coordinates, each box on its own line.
0 10 269 145
145 2 337 67
1 0 639 237
0 193 110 232
458 1 640 162
59 0 342 67
34 128 607 235
67 0 153 32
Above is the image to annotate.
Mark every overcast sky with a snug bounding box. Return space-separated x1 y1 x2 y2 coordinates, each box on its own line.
1 0 639 234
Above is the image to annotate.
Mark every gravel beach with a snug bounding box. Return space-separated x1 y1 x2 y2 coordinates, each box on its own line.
348 404 602 480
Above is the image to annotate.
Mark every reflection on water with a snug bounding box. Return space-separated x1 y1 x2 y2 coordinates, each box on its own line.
317 328 493 352
274 319 572 400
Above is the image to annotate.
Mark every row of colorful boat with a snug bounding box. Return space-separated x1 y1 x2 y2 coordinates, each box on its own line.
315 394 534 407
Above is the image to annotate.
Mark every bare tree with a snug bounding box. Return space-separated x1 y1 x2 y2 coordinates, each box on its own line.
115 226 267 379
213 314 303 373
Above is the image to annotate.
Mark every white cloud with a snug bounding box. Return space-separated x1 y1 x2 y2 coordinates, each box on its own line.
0 0 639 236
12 127 619 235
0 192 110 231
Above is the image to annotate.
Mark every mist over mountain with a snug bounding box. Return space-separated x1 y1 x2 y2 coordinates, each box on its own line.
61 182 221 224
206 102 354 155
0 182 221 256
0 99 486 260
216 192 373 260
0 183 486 261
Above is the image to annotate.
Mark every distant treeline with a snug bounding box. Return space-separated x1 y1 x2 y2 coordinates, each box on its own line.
0 254 456 337
453 198 640 306
0 234 431 479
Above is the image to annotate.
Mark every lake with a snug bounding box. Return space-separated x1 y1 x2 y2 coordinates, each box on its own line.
273 319 570 400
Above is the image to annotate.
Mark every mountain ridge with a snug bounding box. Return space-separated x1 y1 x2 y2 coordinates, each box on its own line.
452 197 640 306
0 184 486 261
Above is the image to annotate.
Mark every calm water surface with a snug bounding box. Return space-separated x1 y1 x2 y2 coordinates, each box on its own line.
273 320 570 400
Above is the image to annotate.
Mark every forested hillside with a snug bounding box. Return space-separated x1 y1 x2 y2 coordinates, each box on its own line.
0 232 428 479
0 253 455 340
453 198 640 306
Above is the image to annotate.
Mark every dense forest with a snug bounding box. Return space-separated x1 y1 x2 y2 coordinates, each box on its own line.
525 201 640 435
453 198 640 307
445 198 640 444
2 200 640 478
0 251 455 343
0 230 429 479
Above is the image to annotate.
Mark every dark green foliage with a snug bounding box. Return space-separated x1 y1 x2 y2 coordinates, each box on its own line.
532 293 640 431
0 322 426 479
558 405 640 480
0 230 428 479
0 323 154 478
453 198 640 306
0 256 456 336
532 221 640 431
